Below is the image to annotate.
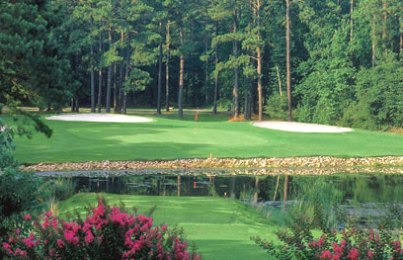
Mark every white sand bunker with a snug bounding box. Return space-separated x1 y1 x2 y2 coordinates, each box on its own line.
46 113 152 123
253 121 352 133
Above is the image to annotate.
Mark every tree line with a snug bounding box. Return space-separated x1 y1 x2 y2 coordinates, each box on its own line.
0 0 402 129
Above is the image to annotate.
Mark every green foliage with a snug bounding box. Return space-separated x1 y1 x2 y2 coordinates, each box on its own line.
2 0 402 128
289 179 343 231
255 224 402 260
0 170 43 235
0 118 16 170
39 178 76 202
265 94 288 120
0 116 47 238
125 69 151 93
342 57 403 130
295 25 355 125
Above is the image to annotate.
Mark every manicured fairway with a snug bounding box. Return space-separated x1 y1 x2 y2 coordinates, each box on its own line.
58 193 279 260
11 112 403 163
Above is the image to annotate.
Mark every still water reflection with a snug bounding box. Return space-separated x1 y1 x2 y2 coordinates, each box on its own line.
40 172 402 227
64 173 402 204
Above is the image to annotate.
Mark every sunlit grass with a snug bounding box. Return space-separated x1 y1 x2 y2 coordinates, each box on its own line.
5 110 403 163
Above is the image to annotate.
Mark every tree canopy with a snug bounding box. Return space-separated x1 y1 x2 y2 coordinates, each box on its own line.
0 0 402 130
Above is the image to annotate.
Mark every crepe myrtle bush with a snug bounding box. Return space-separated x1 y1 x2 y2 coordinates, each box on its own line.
254 222 402 260
1 198 201 260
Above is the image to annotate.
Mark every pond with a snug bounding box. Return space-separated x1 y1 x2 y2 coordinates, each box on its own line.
38 170 402 228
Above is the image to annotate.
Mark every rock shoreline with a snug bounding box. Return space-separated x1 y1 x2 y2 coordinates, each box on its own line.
21 156 403 175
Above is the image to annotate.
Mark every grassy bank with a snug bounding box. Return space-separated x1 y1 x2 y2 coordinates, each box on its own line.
8 112 403 164
58 193 280 260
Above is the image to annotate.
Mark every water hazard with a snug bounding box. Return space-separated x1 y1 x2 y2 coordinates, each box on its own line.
38 170 403 228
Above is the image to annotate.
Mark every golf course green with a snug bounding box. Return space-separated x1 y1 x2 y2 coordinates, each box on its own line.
10 112 403 164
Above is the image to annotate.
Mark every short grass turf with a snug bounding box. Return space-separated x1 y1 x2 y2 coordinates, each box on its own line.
58 193 280 260
7 112 403 163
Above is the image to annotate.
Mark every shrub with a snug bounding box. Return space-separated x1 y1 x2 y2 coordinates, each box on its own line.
1 198 201 260
0 118 17 170
0 170 43 235
39 178 76 202
265 94 288 120
254 224 402 260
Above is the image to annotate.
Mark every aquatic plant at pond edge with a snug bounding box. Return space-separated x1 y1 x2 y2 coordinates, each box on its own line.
1 198 200 259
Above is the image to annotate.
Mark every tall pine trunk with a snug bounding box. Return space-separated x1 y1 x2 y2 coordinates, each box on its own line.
122 63 128 114
122 36 130 115
256 0 263 121
382 1 388 52
165 21 171 112
350 0 354 41
257 45 263 121
157 21 163 115
106 27 113 113
116 31 125 113
204 38 209 104
276 65 283 96
285 0 292 121
97 34 103 113
232 10 240 118
178 25 185 118
90 45 96 113
371 15 377 67
213 45 219 114
113 63 118 112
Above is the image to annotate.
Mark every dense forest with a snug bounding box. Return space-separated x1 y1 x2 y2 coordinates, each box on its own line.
0 0 402 129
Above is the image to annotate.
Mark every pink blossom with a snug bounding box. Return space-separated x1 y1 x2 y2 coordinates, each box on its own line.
347 247 359 260
317 236 325 247
57 239 64 248
51 218 58 228
85 231 94 244
392 240 401 249
83 222 92 232
22 232 37 248
110 207 128 226
333 242 343 255
42 219 49 229
45 211 52 218
320 250 332 259
24 214 31 221
93 199 106 217
64 230 79 244
2 242 13 255
2 242 11 250
340 240 346 248
14 248 27 257
161 225 167 232
367 249 373 259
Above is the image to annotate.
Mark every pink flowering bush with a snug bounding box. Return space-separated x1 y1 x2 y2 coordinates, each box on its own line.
254 223 402 260
1 198 201 259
